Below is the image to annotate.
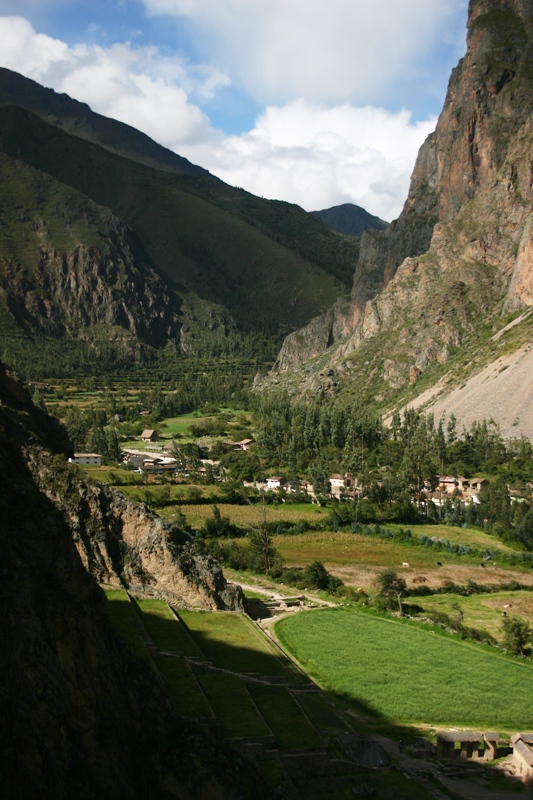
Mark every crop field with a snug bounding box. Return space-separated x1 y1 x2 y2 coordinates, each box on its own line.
176 502 327 527
274 530 469 569
132 598 204 657
100 588 473 797
388 523 517 554
196 672 270 737
270 529 533 594
295 691 350 733
276 608 533 729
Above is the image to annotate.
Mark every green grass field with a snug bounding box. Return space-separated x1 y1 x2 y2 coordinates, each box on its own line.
196 672 270 737
276 608 533 729
410 589 533 642
295 691 350 734
178 610 300 679
388 523 516 554
248 684 324 751
154 655 214 719
132 598 204 657
101 588 151 662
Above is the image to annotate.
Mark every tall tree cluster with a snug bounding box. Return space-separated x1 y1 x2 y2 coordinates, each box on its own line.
252 393 533 546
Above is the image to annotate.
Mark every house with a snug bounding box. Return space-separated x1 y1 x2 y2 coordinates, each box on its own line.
436 731 504 761
234 438 254 451
266 476 284 490
438 476 470 495
70 453 101 466
329 472 355 497
141 429 157 442
468 477 488 494
436 731 482 760
512 735 533 784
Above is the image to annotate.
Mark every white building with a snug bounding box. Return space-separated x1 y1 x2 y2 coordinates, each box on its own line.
70 453 102 466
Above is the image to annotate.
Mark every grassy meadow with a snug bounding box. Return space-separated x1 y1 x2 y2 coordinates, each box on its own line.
276 607 533 729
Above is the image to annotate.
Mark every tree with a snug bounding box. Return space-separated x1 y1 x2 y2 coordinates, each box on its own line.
502 616 531 656
375 569 407 616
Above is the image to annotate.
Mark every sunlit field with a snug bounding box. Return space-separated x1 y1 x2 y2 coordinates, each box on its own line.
276 608 533 729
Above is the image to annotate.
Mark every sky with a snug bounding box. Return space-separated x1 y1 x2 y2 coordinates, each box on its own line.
0 0 469 220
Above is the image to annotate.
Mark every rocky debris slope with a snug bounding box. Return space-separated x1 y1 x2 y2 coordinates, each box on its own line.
0 362 265 799
268 0 533 433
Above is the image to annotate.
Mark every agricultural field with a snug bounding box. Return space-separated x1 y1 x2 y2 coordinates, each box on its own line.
178 609 302 679
100 588 441 798
99 583 533 798
275 607 533 730
102 588 152 663
175 502 327 527
271 529 533 590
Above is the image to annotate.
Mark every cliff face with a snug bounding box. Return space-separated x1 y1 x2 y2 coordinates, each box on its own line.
0 363 260 799
27 447 242 610
0 152 185 350
271 0 533 428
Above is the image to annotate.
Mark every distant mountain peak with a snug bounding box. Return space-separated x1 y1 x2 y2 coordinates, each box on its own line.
312 203 388 237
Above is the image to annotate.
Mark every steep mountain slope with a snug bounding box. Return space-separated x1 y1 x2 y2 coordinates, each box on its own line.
0 151 185 348
0 68 365 371
0 361 268 799
0 105 347 337
267 0 533 438
313 203 388 237
0 66 212 178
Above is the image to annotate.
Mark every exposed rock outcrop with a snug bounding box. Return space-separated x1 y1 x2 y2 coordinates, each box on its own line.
0 362 263 799
0 152 183 349
269 0 533 434
27 447 243 610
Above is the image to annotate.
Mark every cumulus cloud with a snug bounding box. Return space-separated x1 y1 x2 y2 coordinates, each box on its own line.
180 101 436 219
0 16 223 147
0 15 437 218
143 0 467 106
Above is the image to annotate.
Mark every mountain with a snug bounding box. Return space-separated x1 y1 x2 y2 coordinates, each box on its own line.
264 0 533 439
0 66 212 179
313 203 388 237
0 360 273 799
0 69 364 374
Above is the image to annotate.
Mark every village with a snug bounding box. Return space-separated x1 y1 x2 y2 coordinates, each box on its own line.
70 427 506 508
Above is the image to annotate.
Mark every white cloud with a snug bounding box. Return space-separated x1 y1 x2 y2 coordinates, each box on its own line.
0 15 437 218
180 101 436 219
0 16 223 147
143 0 467 106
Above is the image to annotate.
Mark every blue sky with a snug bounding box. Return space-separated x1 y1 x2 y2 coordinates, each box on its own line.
0 0 469 219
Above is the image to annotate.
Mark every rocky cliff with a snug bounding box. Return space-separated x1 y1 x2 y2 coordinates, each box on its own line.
0 151 186 349
0 362 265 799
270 0 533 435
